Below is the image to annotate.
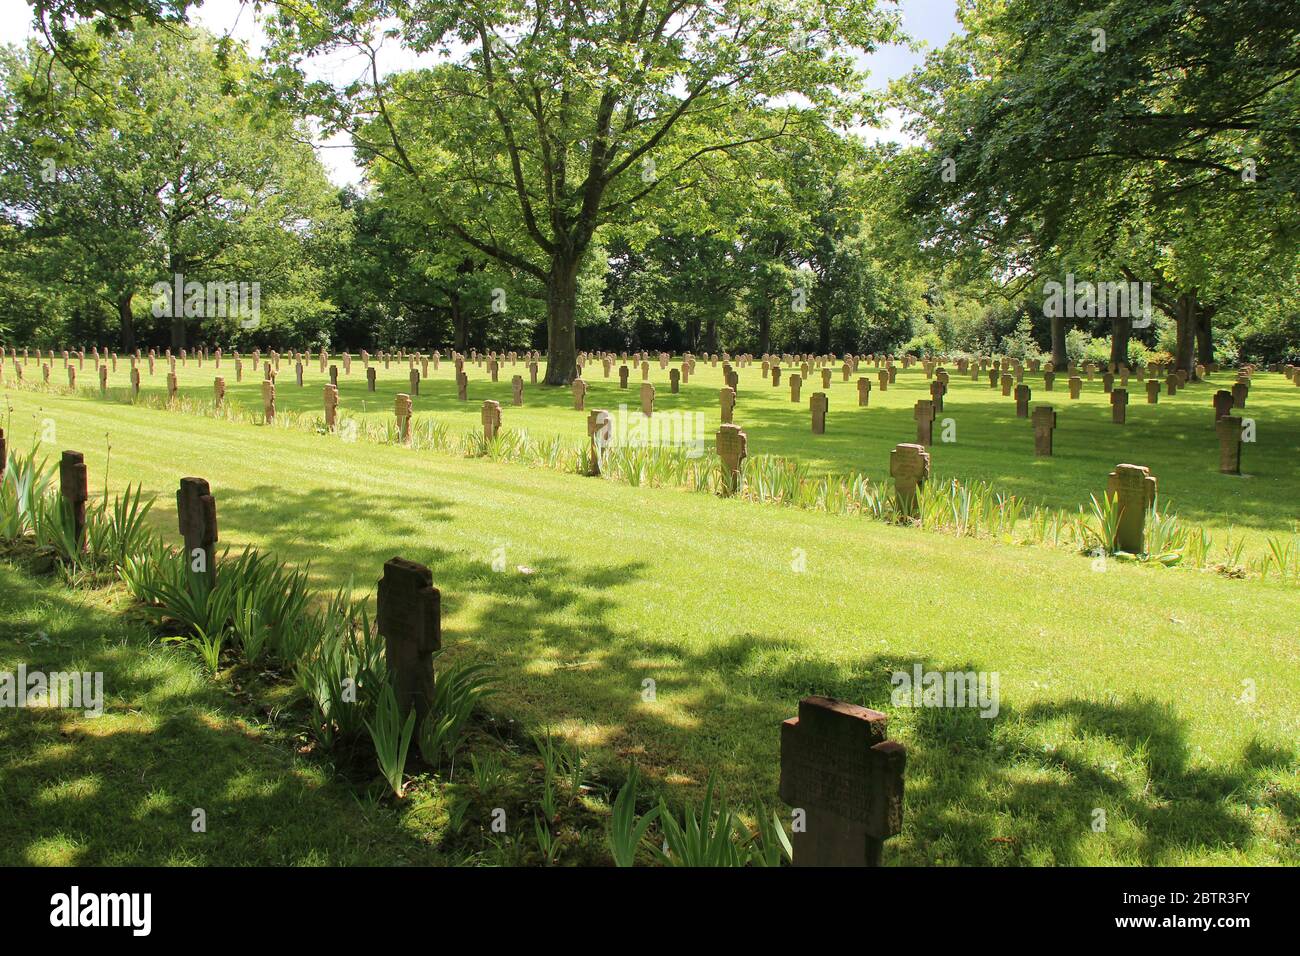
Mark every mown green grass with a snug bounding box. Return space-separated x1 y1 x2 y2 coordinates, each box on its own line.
0 562 457 865
2 383 1298 864
33 353 1300 545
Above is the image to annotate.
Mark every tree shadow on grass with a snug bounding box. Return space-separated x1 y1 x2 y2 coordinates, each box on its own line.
97 477 1299 866
0 568 447 866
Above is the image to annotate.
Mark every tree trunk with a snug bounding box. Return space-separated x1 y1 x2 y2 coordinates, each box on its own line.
817 299 831 354
450 293 466 352
168 250 186 352
543 259 579 385
1196 305 1215 365
1050 313 1068 368
1110 315 1130 369
1174 291 1197 378
755 301 772 356
705 318 718 354
117 292 136 353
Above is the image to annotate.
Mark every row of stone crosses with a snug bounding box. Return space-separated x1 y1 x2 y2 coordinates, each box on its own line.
5 345 1287 477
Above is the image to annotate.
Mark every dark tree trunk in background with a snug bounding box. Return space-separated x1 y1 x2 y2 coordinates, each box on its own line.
117 292 136 353
543 258 579 385
1050 313 1068 368
1110 315 1130 369
705 317 718 353
1174 291 1197 378
755 301 772 356
1196 305 1216 365
168 250 186 352
450 292 466 352
817 299 831 354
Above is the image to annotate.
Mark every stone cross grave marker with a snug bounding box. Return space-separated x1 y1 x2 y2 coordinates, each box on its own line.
929 379 945 412
820 368 832 389
512 375 524 406
1069 376 1082 399
914 399 935 446
1216 416 1243 474
1166 374 1178 396
177 477 218 589
482 400 502 441
586 409 612 475
1146 379 1160 404
394 393 413 443
1032 405 1056 456
1001 373 1013 396
409 368 421 396
670 368 680 393
811 392 828 434
1044 370 1055 391
640 381 655 417
1111 387 1128 424
716 423 748 496
573 378 587 410
1106 464 1156 553
857 377 871 407
214 377 226 408
619 365 629 388
457 370 468 400
261 380 276 423
720 386 736 424
324 385 339 432
877 369 888 392
790 374 802 403
1231 381 1248 408
890 443 930 517
1213 389 1233 422
60 451 89 550
779 696 906 867
377 557 441 730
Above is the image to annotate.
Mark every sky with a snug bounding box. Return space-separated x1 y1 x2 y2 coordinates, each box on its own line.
0 0 962 186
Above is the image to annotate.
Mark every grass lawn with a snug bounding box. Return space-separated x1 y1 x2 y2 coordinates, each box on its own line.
2 382 1298 865
0 562 461 865
30 353 1300 547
